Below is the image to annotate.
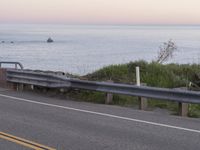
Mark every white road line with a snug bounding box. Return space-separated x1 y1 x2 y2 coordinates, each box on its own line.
0 93 200 134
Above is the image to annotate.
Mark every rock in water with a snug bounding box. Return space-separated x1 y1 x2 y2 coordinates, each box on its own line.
47 38 53 43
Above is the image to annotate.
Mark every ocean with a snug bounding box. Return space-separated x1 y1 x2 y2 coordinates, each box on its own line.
0 24 200 75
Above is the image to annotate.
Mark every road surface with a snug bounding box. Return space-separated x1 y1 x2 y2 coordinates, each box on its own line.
0 88 200 150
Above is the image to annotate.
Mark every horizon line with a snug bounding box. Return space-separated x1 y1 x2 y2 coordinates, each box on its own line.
0 23 200 26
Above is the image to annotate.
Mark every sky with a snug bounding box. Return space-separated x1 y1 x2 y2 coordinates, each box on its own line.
0 0 200 25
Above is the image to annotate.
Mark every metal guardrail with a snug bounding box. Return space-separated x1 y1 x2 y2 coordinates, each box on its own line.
7 69 70 88
0 62 24 70
6 69 200 104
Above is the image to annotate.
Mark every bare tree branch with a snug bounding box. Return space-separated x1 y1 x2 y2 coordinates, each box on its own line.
156 39 177 64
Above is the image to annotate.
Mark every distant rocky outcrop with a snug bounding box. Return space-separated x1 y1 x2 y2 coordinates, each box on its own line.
47 37 54 43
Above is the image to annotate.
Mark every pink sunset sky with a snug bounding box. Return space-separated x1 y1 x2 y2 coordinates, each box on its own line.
0 0 200 25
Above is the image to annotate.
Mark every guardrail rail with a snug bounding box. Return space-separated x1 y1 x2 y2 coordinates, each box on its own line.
6 69 200 104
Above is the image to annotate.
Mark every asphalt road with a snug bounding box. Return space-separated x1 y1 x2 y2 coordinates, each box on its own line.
0 88 200 150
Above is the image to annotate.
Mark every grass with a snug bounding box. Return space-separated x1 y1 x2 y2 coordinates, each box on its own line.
85 61 200 88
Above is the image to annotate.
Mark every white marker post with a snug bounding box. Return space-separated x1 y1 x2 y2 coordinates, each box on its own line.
136 66 140 86
136 66 147 110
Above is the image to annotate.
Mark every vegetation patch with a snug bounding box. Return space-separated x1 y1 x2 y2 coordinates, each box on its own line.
69 60 200 117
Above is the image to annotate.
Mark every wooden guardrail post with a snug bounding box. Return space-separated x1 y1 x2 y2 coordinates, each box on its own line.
178 102 189 117
17 84 24 91
136 66 148 110
105 80 113 104
138 84 148 110
174 87 189 117
106 92 113 104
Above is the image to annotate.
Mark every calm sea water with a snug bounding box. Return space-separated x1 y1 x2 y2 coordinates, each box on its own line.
0 24 200 75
